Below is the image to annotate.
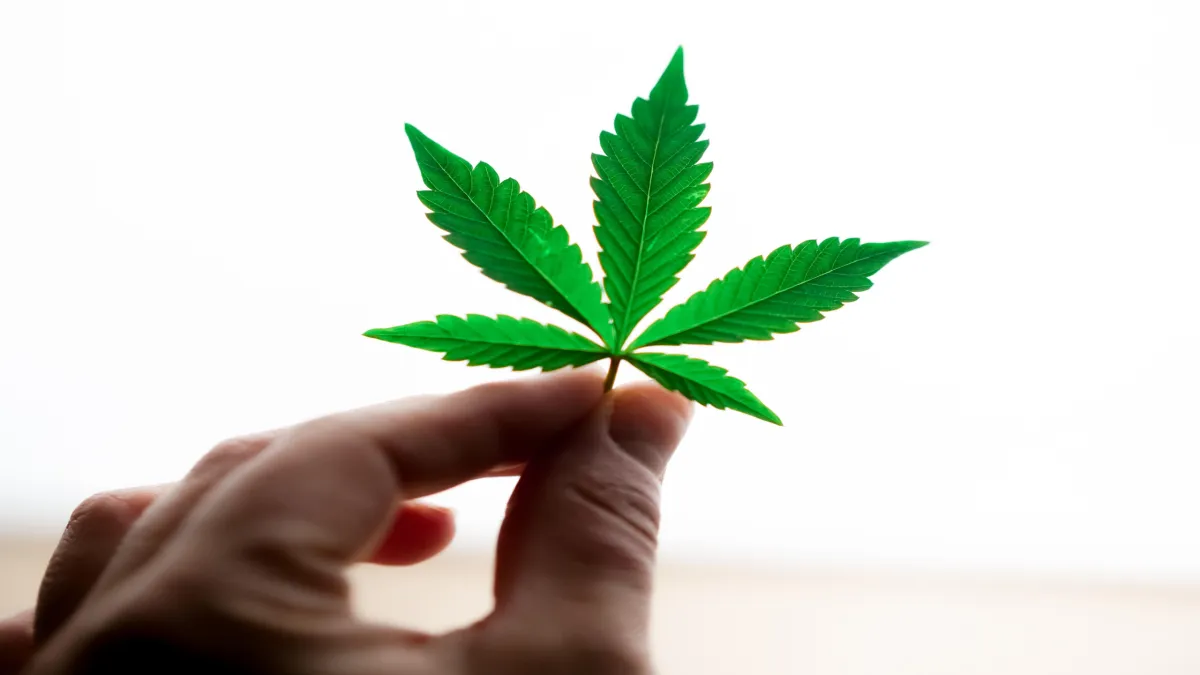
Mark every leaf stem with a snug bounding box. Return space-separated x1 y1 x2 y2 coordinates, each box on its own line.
603 357 622 392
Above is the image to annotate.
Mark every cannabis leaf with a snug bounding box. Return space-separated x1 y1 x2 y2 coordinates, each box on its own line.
405 125 613 346
366 47 927 426
631 238 928 348
592 47 711 349
626 352 781 424
365 315 607 371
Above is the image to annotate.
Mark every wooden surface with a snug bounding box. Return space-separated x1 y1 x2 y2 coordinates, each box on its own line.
3 538 1200 674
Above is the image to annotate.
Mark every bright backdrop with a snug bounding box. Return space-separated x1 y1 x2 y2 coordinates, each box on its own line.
2 0 1198 581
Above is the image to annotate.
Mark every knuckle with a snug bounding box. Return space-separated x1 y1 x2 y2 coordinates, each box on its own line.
141 558 349 658
559 475 661 576
194 435 270 477
67 492 135 532
569 476 661 539
290 414 355 445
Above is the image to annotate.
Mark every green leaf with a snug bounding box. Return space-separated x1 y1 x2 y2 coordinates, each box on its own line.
405 124 614 347
364 314 608 372
592 46 711 348
631 238 927 348
368 50 930 427
625 352 780 424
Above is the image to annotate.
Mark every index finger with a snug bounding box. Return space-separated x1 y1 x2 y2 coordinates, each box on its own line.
160 367 606 574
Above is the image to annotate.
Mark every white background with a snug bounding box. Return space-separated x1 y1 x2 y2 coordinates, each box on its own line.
2 0 1198 582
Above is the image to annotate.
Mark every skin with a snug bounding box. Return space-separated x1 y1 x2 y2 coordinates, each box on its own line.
0 368 692 674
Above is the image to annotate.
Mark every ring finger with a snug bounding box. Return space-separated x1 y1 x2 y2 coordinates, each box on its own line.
33 486 163 645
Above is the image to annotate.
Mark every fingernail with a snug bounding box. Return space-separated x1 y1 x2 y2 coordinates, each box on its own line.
420 503 455 517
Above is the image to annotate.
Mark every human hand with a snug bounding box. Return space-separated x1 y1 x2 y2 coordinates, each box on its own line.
0 369 692 674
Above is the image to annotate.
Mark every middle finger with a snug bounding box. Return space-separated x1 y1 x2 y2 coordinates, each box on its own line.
88 430 282 598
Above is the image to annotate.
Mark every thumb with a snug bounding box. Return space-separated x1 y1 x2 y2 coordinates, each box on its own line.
492 381 693 635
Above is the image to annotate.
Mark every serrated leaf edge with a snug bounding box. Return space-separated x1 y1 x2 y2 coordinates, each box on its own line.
625 351 782 425
629 238 929 349
406 124 616 347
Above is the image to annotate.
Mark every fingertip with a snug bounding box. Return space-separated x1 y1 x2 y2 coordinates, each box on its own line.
608 382 694 452
367 503 456 566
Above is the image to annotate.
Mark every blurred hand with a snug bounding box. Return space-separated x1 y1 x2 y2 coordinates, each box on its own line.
0 369 692 674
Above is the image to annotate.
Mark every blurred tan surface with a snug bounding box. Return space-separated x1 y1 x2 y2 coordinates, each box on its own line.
3 537 1200 674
